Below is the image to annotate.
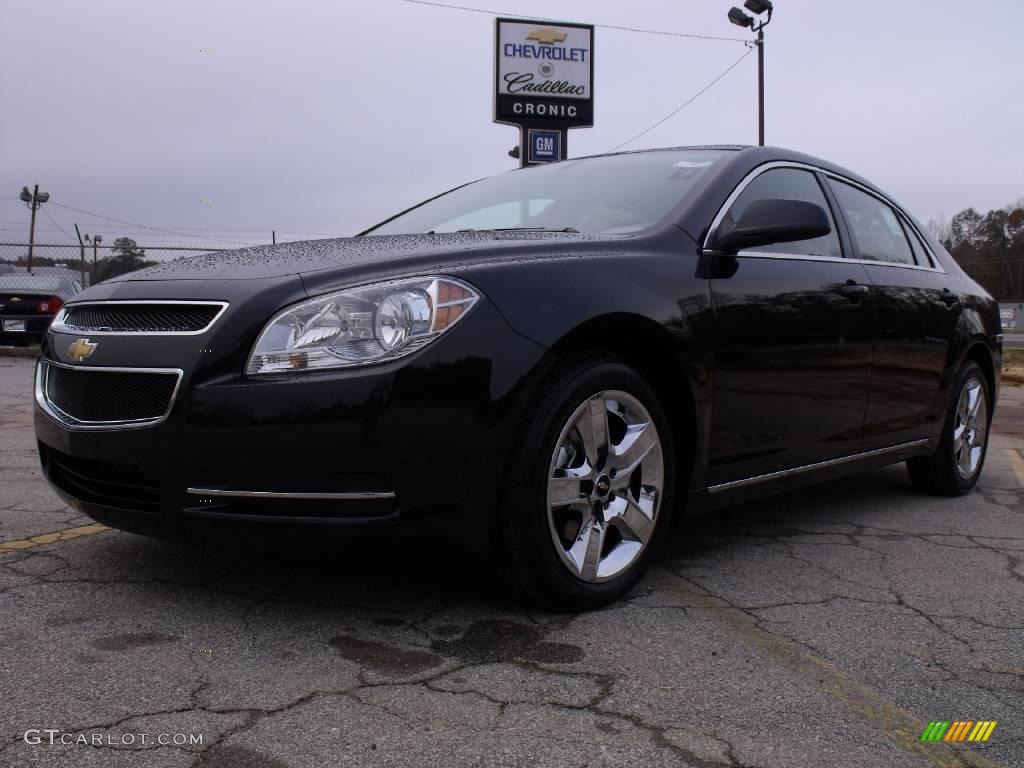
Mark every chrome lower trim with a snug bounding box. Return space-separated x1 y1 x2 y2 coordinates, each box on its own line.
706 439 930 494
704 250 946 273
186 487 397 501
35 359 183 431
52 300 229 336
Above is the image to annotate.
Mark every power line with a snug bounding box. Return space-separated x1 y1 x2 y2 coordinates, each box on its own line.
0 224 74 230
46 201 254 246
0 225 259 239
398 0 748 43
606 47 755 152
0 241 231 253
0 220 344 237
20 205 345 242
39 206 75 240
0 223 343 247
0 222 253 236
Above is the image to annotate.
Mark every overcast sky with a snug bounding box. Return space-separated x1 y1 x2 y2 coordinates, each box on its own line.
1 0 1021 252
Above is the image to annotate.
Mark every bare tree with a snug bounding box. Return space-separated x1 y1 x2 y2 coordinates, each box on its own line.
925 214 950 245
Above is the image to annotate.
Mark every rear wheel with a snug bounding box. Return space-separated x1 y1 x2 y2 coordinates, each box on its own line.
907 360 990 496
495 355 676 610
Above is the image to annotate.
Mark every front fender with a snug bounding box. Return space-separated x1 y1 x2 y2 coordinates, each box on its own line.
455 229 710 353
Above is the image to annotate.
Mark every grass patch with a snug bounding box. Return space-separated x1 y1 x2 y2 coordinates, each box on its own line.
1005 347 1024 386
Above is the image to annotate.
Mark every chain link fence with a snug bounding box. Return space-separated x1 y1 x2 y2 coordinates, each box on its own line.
0 242 232 286
0 241 248 347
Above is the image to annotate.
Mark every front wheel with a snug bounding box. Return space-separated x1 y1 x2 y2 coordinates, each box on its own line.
907 360 991 496
494 355 676 610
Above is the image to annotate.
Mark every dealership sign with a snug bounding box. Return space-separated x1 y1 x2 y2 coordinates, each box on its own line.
1000 305 1018 328
494 17 594 165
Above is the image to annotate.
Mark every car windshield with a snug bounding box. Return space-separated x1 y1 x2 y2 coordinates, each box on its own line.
0 275 69 292
363 149 730 236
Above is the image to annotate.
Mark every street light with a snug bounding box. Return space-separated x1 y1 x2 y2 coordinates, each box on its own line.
728 0 774 146
744 0 773 15
19 184 50 272
728 7 754 27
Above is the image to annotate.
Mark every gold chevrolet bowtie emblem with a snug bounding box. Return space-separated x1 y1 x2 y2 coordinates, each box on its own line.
68 338 97 363
526 27 567 44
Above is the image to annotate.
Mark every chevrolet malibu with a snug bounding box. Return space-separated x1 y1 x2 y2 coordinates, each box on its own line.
34 146 1001 609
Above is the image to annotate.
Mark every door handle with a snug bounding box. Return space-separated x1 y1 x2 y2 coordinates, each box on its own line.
838 281 870 302
941 288 960 306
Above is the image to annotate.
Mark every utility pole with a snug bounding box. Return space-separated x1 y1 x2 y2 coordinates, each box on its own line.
74 224 87 285
728 1 774 147
272 230 276 245
18 185 51 272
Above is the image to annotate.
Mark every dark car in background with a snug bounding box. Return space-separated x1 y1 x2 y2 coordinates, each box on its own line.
0 272 84 346
33 146 1001 609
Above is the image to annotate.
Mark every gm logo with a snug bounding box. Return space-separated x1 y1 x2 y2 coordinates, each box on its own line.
528 129 561 164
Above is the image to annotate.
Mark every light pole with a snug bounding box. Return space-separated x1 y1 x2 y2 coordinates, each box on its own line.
728 0 774 147
74 223 88 285
84 234 102 282
18 185 50 273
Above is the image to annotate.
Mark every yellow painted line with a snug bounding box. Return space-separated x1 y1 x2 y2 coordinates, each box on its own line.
1007 449 1024 488
664 576 1002 768
946 721 971 742
0 523 108 555
981 721 998 742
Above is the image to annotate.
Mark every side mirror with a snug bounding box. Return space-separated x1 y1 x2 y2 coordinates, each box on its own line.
709 198 831 255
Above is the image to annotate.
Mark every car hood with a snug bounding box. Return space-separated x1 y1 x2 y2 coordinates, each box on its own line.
106 231 616 282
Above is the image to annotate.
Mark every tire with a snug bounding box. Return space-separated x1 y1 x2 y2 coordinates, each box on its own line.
494 354 677 611
906 360 991 496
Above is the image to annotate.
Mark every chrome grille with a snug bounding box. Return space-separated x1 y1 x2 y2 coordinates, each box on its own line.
37 361 181 428
57 301 226 334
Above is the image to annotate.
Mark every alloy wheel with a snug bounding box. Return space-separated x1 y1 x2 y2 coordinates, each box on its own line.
546 390 664 583
953 375 988 480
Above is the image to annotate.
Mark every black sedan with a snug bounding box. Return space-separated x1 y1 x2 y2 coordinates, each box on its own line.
0 272 84 346
34 146 1001 609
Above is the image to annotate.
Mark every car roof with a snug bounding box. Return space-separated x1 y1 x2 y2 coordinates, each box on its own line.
576 144 888 200
556 143 931 256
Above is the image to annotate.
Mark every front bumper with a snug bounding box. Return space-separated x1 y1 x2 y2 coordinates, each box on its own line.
34 290 547 546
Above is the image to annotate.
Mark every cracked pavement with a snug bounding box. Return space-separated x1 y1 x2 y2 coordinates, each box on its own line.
1 357 1022 768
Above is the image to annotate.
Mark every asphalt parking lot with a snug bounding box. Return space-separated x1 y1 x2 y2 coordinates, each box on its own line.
1 355 1022 768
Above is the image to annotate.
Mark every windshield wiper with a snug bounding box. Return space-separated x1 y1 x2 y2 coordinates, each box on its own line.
424 227 579 235
485 227 580 233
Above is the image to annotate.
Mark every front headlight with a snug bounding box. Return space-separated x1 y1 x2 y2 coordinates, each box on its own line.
246 276 479 375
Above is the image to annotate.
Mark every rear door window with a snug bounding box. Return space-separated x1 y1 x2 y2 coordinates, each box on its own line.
829 180 915 266
901 221 933 268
